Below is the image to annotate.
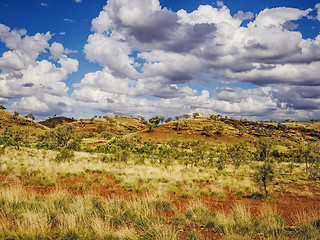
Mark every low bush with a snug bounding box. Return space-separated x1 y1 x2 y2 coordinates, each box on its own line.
55 148 75 162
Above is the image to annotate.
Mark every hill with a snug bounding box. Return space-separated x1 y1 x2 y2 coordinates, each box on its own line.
2 111 320 149
39 117 76 128
0 110 48 143
134 116 320 146
71 116 147 136
0 110 47 131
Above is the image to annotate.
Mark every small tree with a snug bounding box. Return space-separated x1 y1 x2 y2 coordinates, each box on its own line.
24 113 35 121
227 141 250 168
182 114 190 119
165 117 172 123
193 112 200 118
147 122 155 132
149 116 161 126
0 105 6 111
173 121 181 131
13 111 19 119
254 162 275 198
254 137 273 162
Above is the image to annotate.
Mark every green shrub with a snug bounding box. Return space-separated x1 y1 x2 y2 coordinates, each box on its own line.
254 162 275 198
0 128 21 147
55 148 75 162
36 140 59 150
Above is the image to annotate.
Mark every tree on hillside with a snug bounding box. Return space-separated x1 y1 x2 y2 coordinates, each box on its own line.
149 116 162 126
227 141 250 168
193 112 200 118
13 111 19 119
254 137 273 162
148 116 164 132
254 161 275 198
25 113 35 121
182 114 190 119
165 117 172 123
0 105 6 111
292 142 320 179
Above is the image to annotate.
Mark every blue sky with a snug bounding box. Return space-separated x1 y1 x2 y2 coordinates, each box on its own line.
1 0 320 121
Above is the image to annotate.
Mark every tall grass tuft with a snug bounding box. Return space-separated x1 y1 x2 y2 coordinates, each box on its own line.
291 207 320 240
140 225 178 240
254 205 286 238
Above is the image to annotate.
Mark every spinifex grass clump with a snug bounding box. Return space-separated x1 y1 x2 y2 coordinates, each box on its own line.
172 201 288 238
253 205 286 239
291 208 320 240
0 187 175 239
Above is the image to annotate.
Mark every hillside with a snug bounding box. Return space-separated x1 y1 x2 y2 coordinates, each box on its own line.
2 111 320 149
71 116 147 136
39 116 76 128
1 113 320 240
0 110 47 131
135 116 320 145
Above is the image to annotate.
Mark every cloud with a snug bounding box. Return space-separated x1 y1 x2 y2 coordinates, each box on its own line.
234 10 254 21
64 18 74 23
247 7 311 28
315 3 320 21
216 1 224 7
74 0 82 3
73 0 320 121
0 24 78 116
2 1 320 121
41 3 49 7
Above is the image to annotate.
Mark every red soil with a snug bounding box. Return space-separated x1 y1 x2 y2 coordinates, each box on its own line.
1 173 319 239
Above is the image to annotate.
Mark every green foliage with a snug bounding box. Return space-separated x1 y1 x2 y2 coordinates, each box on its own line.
35 140 59 150
291 141 320 179
13 111 19 118
0 127 22 148
149 116 164 127
254 137 273 162
193 112 200 118
41 124 76 147
55 147 75 162
24 113 35 121
165 117 172 123
227 142 250 168
254 162 275 198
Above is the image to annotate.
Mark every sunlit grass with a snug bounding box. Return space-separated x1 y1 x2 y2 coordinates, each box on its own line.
0 146 318 239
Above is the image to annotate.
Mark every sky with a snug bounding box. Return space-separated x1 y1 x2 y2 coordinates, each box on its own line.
1 0 320 121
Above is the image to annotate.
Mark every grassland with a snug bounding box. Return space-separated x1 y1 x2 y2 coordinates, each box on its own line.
0 111 320 239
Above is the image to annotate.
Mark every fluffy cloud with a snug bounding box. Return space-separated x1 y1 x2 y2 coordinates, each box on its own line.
234 10 254 21
0 24 78 117
73 0 320 120
247 7 311 28
2 1 320 121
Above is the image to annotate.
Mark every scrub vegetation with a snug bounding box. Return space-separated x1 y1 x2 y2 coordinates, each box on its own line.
0 110 320 239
